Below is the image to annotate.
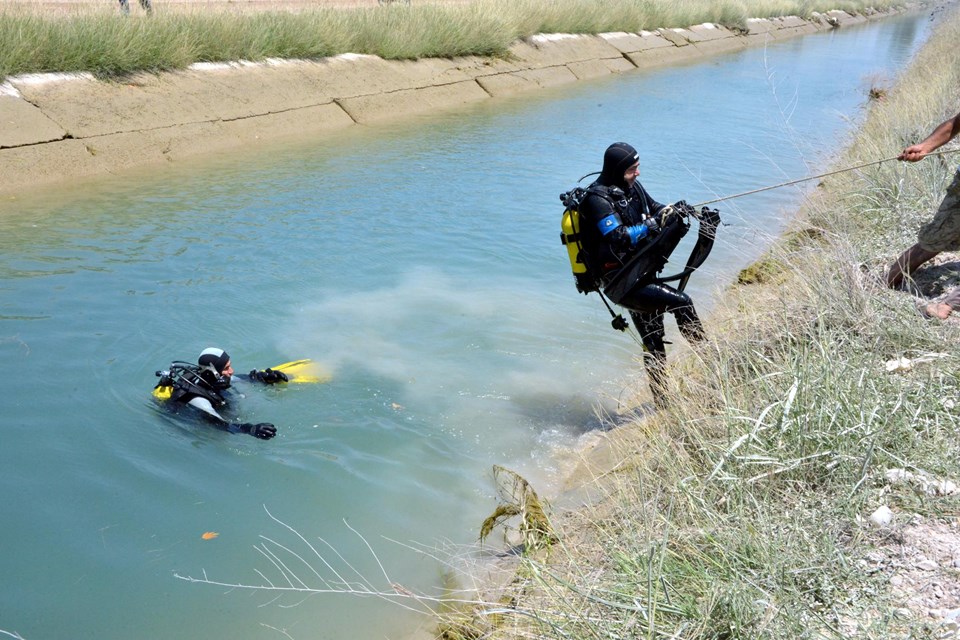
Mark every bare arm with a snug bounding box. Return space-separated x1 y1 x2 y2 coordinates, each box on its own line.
899 111 960 162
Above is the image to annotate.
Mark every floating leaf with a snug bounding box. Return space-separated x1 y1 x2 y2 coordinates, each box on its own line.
201 531 219 540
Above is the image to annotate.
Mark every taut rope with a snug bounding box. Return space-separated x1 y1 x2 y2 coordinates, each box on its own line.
693 148 959 207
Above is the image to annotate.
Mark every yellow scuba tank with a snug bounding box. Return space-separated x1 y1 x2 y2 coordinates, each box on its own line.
559 187 598 293
152 384 173 400
561 208 586 276
152 368 175 400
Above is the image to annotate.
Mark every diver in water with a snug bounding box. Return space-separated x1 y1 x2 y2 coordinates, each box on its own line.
153 347 289 440
577 142 707 406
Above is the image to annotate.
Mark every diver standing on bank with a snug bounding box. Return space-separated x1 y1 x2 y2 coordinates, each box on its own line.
563 142 719 407
153 347 289 440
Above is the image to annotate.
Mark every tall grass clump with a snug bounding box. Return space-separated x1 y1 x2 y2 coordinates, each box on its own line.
447 5 960 640
0 0 905 80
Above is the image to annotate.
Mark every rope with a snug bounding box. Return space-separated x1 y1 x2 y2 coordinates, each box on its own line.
692 148 959 208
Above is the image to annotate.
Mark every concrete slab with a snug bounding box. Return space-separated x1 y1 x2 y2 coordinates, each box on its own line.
13 70 256 137
451 55 525 80
513 66 579 89
685 23 739 43
337 80 489 124
0 95 67 148
657 28 691 46
632 31 678 51
603 57 637 74
511 34 624 68
302 55 471 98
221 102 357 138
769 23 820 39
740 32 776 46
691 37 746 56
81 103 355 166
599 32 646 54
776 16 808 28
566 59 616 80
0 139 106 195
176 61 339 121
745 18 776 35
626 44 703 69
475 73 537 97
83 121 232 167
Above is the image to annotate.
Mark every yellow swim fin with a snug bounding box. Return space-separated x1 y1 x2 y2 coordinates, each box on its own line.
270 359 331 384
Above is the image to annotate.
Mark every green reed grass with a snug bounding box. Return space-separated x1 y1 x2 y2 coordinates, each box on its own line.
449 4 960 640
0 0 901 79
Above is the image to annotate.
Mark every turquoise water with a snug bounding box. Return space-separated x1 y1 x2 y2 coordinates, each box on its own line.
0 14 932 639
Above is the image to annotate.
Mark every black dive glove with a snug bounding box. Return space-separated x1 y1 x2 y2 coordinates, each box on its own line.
644 215 660 235
673 200 695 216
240 422 277 439
249 368 288 384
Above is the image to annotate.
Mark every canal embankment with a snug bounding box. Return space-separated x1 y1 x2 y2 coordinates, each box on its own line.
0 7 912 195
454 2 960 638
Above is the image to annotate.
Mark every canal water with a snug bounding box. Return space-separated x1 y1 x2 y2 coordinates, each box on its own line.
0 12 932 640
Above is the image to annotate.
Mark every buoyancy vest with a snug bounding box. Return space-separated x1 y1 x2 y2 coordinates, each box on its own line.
153 362 228 408
559 184 722 308
560 182 667 294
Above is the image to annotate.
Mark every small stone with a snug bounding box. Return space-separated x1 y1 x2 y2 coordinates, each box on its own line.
870 505 894 527
918 559 939 571
944 609 960 621
866 551 885 563
891 575 904 587
895 608 912 619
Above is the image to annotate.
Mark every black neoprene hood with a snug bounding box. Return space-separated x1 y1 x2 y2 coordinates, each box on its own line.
198 347 230 374
599 142 640 189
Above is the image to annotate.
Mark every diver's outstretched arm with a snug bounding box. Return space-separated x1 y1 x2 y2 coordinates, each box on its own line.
187 397 277 439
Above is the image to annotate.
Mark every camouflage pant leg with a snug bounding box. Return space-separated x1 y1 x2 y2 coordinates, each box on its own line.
918 170 960 252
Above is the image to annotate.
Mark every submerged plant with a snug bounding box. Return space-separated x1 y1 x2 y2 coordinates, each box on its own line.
479 465 556 552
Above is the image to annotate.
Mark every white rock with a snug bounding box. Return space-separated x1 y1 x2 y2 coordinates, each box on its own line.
936 481 958 496
918 559 938 571
870 505 894 527
885 357 913 372
885 468 914 483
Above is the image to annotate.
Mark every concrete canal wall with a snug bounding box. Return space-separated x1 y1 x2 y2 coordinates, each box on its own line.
0 8 906 194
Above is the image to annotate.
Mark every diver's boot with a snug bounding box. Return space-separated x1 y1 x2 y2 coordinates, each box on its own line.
633 311 670 409
643 348 669 410
675 304 705 344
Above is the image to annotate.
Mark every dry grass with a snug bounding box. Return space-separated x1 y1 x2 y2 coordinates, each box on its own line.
0 0 903 78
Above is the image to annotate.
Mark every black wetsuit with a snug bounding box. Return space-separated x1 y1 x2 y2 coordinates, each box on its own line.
578 158 705 404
